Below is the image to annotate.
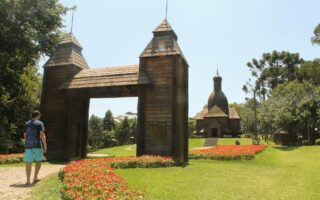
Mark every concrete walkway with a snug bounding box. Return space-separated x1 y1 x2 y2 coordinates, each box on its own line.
87 153 109 158
0 164 64 200
203 137 219 147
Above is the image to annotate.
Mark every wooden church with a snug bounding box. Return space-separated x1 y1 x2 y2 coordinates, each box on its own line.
195 71 241 138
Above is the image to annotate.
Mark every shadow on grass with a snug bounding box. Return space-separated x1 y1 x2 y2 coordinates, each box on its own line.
273 146 300 151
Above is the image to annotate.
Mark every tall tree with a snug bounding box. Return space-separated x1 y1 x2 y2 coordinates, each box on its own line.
128 118 137 144
0 0 68 153
244 51 304 99
89 115 102 131
116 117 131 145
311 24 320 45
297 59 320 86
259 81 320 144
88 115 103 150
102 110 115 131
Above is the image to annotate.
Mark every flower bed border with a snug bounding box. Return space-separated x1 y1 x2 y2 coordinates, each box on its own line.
60 155 177 200
189 145 268 160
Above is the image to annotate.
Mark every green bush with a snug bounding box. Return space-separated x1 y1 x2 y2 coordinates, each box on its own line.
302 140 309 146
315 139 320 145
241 133 252 138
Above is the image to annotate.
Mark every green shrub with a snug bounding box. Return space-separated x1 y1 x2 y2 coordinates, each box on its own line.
315 139 320 145
241 134 252 138
302 140 309 145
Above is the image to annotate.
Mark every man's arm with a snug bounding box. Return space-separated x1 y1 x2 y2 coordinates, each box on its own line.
40 131 47 153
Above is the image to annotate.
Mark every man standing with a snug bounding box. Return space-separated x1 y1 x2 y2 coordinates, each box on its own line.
23 110 47 185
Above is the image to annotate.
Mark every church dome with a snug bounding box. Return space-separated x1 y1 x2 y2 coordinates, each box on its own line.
207 71 229 115
207 90 229 115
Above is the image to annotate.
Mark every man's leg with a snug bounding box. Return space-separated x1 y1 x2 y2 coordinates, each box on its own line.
33 162 41 182
24 149 33 184
25 163 32 184
33 148 43 182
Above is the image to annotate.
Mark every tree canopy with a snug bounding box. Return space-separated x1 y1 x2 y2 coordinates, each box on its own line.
243 51 304 100
103 110 115 131
311 23 320 45
0 0 68 153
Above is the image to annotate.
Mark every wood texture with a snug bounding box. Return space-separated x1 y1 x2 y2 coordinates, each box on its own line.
41 20 189 162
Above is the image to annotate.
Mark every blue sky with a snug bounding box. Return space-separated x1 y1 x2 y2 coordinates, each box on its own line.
39 0 320 117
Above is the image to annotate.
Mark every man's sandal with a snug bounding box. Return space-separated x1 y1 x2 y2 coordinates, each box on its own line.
33 179 41 184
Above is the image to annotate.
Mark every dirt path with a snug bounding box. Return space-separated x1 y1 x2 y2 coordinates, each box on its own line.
0 164 64 200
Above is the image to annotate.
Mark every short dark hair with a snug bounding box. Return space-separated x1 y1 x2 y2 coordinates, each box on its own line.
31 110 41 118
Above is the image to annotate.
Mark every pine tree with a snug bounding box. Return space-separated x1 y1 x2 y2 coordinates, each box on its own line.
102 110 115 131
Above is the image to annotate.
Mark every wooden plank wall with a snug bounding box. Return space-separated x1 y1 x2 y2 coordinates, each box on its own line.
141 56 174 155
138 55 188 162
173 56 189 162
40 65 82 160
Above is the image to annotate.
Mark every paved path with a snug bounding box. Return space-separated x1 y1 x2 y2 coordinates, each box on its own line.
87 153 109 158
0 164 64 200
203 137 219 147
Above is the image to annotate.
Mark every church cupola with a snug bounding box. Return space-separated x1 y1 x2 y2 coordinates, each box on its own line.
214 70 222 91
208 71 229 115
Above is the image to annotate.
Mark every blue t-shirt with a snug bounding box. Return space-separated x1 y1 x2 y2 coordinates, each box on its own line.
25 120 44 149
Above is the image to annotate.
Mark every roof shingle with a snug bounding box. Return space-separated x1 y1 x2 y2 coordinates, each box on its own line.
45 33 88 69
59 65 151 90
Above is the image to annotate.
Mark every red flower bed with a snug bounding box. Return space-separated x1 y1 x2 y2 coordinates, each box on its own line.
0 153 24 164
60 156 175 199
189 145 268 160
108 155 175 168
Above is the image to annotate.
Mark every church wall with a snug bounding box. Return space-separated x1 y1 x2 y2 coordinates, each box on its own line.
196 119 204 134
229 119 241 134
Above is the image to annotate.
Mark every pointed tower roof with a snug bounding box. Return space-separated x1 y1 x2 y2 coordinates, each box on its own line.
44 33 89 69
140 19 187 64
152 19 177 39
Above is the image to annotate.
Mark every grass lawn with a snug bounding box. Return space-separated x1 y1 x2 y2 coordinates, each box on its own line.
189 138 205 150
28 172 62 200
31 139 320 199
116 146 320 200
218 138 269 145
92 139 206 156
93 144 136 156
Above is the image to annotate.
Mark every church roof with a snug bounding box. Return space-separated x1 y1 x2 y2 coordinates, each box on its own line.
195 107 208 120
229 108 240 119
44 33 88 69
196 106 241 120
204 105 228 118
59 65 151 90
140 19 187 64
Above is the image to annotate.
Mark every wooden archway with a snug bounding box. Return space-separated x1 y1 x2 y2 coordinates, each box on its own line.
40 20 189 162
